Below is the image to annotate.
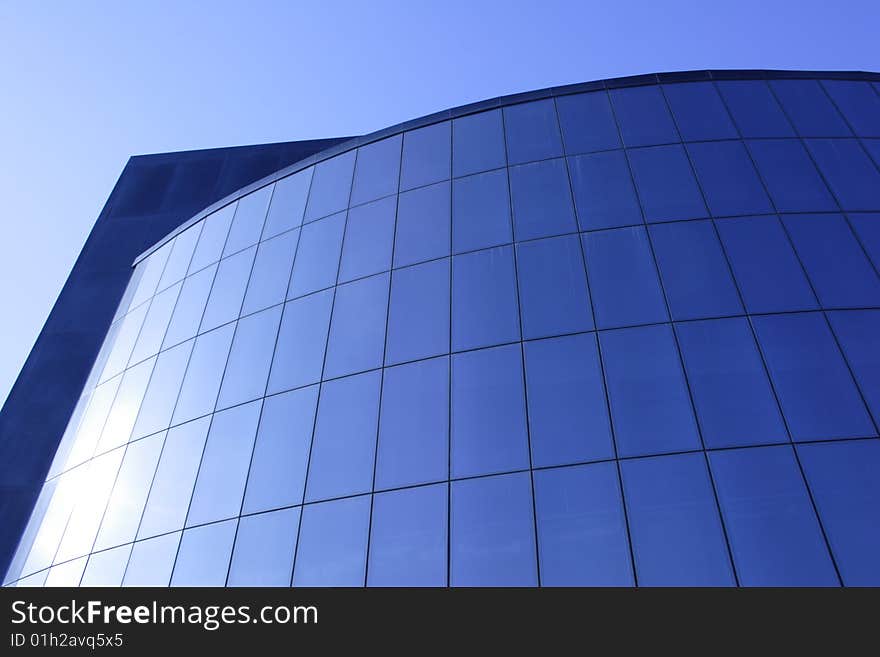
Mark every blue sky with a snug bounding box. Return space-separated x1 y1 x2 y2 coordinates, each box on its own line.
1 0 879 406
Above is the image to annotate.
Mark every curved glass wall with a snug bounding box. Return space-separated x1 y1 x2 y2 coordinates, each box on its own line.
6 74 880 587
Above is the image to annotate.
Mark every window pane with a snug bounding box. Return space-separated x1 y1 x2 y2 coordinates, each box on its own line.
628 144 708 223
350 135 401 206
241 229 298 315
524 334 613 467
621 453 734 586
581 227 667 329
400 121 451 191
367 484 447 587
100 303 148 382
339 196 396 283
386 259 449 365
21 469 86 575
556 91 620 154
293 495 370 586
451 245 520 351
217 306 282 409
325 273 389 379
688 140 773 216
64 378 121 469
600 324 700 457
287 211 345 298
130 282 181 364
452 109 506 176
716 80 795 138
650 220 743 320
451 473 537 586
393 181 450 268
716 215 817 313
827 310 880 424
451 344 529 478
805 139 880 211
123 532 180 586
663 82 738 141
304 151 355 221
305 371 380 502
228 507 300 586
610 85 679 147
186 401 261 526
267 290 333 393
170 520 236 586
132 340 193 439
376 357 449 489
223 186 272 256
171 324 234 425
516 234 592 339
199 246 256 332
242 385 318 514
709 446 838 586
188 204 235 274
96 357 154 453
568 151 641 231
753 312 875 440
822 80 880 137
162 264 216 349
503 98 563 165
129 243 170 314
534 463 632 586
798 440 880 586
677 318 786 448
770 79 851 137
748 140 837 212
850 213 880 272
45 558 87 587
510 158 578 239
783 213 880 308
159 224 202 291
263 168 312 239
452 169 512 253
81 544 131 586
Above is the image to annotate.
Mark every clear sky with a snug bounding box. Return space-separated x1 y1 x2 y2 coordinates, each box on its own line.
1 0 878 407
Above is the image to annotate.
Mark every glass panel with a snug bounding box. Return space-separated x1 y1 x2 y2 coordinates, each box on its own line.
162 264 216 349
100 303 148 382
568 150 641 231
170 520 236 586
287 211 345 298
350 135 401 206
339 196 396 283
158 224 202 291
747 139 836 212
709 445 838 586
451 472 537 586
716 80 795 138
663 82 738 141
80 544 131 586
400 121 451 191
386 259 449 365
509 158 577 239
822 80 880 137
304 151 355 221
171 324 234 425
610 85 679 147
263 167 312 239
770 79 851 137
687 140 773 216
367 484 447 587
375 357 449 489
96 357 155 453
627 144 707 223
503 98 563 165
45 558 88 587
621 453 734 586
129 282 181 364
293 495 370 586
524 334 613 467
216 306 282 410
452 169 512 253
128 243 171 310
241 229 298 315
223 185 272 256
188 204 235 274
600 324 701 457
131 339 193 440
21 468 87 575
828 310 880 424
806 139 880 211
228 507 300 586
850 213 880 272
305 370 381 502
324 273 389 379
452 109 506 176
451 344 529 478
64 377 121 469
393 181 450 268
556 91 620 155
122 532 180 586
267 289 333 394
199 246 256 332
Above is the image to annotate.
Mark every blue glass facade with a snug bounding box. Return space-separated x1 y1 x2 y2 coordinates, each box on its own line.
5 71 880 587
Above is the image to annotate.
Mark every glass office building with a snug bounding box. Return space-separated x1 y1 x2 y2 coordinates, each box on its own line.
4 70 880 587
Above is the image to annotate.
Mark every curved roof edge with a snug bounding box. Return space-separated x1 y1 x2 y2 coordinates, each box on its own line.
133 68 880 266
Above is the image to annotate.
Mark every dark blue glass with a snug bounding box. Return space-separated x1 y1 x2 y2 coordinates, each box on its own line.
242 385 318 514
400 121 451 191
324 273 389 379
242 229 298 315
503 98 563 165
171 520 236 586
716 215 818 313
709 446 839 586
224 186 272 256
263 168 312 239
716 80 795 138
822 80 880 137
677 318 787 448
509 158 577 239
216 305 282 409
627 144 707 223
663 82 738 141
339 196 396 283
199 246 256 332
850 213 880 271
568 151 642 231
581 227 668 329
748 139 837 212
770 80 851 137
267 289 333 393
523 334 613 467
452 109 506 176
367 484 447 587
228 507 299 586
806 139 880 211
753 312 875 440
305 370 381 502
534 463 633 586
350 135 401 206
555 91 621 154
452 169 512 253
798 440 880 586
376 357 448 489
386 259 449 365
287 212 345 298
783 214 880 308
650 220 743 320
688 141 773 216
393 181 450 268
451 245 520 351
450 473 537 587
863 139 880 169
293 496 370 586
610 85 679 147
828 310 880 424
621 453 734 586
515 234 592 339
600 324 700 457
451 344 529 478
304 151 355 221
